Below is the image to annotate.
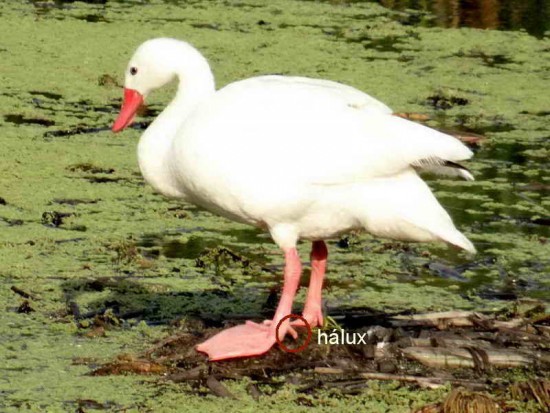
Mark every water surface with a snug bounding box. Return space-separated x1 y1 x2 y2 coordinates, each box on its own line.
0 0 548 411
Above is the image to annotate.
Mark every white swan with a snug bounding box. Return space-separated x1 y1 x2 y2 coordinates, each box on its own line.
113 38 475 361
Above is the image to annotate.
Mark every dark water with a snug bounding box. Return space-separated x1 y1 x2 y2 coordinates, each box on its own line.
365 0 549 37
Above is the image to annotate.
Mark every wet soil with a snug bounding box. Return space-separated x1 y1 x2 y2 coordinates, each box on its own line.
87 306 549 409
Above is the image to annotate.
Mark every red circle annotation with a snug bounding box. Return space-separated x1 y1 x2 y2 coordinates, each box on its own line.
275 314 312 353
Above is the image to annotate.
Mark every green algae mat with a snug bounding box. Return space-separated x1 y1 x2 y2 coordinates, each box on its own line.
0 0 548 412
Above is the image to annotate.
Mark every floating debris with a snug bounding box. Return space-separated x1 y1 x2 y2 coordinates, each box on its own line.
426 94 469 110
16 300 35 314
91 354 166 376
206 376 237 399
509 379 550 410
41 211 73 227
66 163 114 174
4 114 55 126
11 286 36 300
89 305 549 401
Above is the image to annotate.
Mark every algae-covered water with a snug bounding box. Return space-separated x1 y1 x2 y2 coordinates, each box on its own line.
0 0 548 411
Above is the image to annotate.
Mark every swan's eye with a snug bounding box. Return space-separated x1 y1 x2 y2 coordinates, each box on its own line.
130 67 138 76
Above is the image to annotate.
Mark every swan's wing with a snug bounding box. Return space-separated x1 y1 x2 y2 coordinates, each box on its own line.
250 77 473 182
413 159 474 181
222 75 394 115
183 77 473 187
288 111 475 186
364 113 474 178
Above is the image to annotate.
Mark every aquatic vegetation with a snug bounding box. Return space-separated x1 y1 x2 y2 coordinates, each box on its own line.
0 0 548 411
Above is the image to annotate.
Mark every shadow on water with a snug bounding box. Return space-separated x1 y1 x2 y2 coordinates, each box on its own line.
59 274 404 332
60 276 274 326
4 114 55 126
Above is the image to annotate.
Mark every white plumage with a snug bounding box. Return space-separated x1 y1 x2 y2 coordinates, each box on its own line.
117 37 475 252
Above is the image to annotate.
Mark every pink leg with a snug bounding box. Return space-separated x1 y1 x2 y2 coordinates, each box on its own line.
196 248 302 361
302 240 327 327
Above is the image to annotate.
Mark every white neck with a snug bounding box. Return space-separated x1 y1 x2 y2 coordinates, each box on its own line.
137 52 216 199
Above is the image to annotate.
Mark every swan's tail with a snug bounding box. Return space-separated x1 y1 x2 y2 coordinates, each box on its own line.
431 227 476 254
358 169 476 254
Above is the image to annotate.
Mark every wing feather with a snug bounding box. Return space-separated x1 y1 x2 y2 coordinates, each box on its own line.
184 76 474 188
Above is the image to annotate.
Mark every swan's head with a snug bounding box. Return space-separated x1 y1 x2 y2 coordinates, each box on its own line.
112 38 208 132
